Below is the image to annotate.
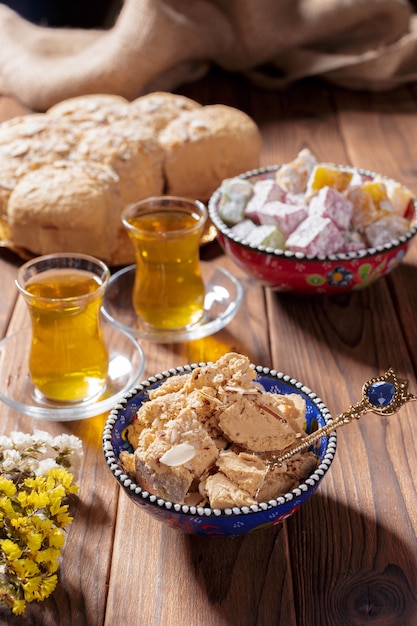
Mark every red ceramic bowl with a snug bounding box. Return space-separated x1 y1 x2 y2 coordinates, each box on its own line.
208 165 417 293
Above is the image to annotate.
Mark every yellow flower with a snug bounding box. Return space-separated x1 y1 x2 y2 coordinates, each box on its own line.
23 573 58 602
35 546 60 566
0 496 18 520
11 558 40 578
10 515 30 532
1 539 22 560
18 488 50 511
0 477 16 497
0 430 82 616
56 510 73 527
26 531 43 553
48 527 65 549
23 575 43 602
49 467 79 494
39 574 58 600
32 516 54 535
49 489 67 517
12 598 26 616
23 475 45 491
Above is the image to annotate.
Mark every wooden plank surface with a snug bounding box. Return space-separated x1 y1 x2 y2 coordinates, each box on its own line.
0 67 417 625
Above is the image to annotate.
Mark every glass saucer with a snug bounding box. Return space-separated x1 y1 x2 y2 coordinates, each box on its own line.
102 262 243 343
0 324 145 421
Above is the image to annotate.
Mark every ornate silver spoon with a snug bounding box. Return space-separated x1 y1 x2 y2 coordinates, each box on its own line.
268 368 417 468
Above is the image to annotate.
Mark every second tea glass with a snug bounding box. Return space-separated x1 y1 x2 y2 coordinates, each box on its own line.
122 196 207 331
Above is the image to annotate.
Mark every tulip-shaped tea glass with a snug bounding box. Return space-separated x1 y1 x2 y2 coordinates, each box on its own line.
122 196 207 330
16 253 110 404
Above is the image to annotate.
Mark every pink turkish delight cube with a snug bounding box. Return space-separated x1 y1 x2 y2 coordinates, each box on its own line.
256 200 308 237
286 215 344 256
244 179 286 221
309 185 353 230
230 219 256 239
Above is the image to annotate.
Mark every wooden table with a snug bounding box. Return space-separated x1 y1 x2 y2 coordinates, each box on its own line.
1 69 417 626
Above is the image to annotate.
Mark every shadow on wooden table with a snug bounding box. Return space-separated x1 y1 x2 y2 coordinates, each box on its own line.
183 493 417 626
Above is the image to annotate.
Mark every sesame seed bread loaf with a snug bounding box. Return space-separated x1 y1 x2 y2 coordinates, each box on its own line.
0 114 80 248
1 92 261 265
8 161 121 261
159 104 262 201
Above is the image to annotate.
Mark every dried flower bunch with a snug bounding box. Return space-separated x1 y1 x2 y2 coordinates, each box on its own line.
0 430 83 616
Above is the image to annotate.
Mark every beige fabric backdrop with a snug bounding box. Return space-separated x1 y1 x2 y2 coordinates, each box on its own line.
0 0 416 111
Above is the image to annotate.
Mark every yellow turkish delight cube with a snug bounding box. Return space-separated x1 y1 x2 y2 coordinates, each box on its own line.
306 164 353 196
360 181 391 210
374 176 414 215
347 181 393 232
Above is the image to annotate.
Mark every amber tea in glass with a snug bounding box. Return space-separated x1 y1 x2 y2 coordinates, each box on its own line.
16 253 110 403
122 196 207 330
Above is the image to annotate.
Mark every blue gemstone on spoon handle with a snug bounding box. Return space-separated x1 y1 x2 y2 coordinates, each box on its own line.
366 381 396 407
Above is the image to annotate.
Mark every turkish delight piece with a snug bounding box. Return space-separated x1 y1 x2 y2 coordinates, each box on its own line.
306 164 353 197
218 177 253 225
374 176 414 216
230 218 256 239
255 200 308 237
244 224 286 249
217 393 304 453
285 191 309 206
203 471 256 509
347 181 395 231
360 180 393 212
341 229 367 252
215 450 267 498
364 214 410 247
346 186 380 231
275 148 317 194
286 215 344 256
349 169 365 186
256 452 317 502
133 409 219 503
134 443 193 503
244 178 286 221
309 185 353 230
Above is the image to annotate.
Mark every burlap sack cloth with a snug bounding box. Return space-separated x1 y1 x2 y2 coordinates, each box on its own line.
0 0 417 111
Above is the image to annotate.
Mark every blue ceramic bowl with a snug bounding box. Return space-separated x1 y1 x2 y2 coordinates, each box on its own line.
102 363 337 536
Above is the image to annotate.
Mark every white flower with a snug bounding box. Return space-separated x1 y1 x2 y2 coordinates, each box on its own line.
32 430 53 446
2 450 22 472
35 458 58 475
0 436 11 449
0 430 83 479
2 449 21 463
10 432 34 451
50 434 83 477
52 434 83 454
